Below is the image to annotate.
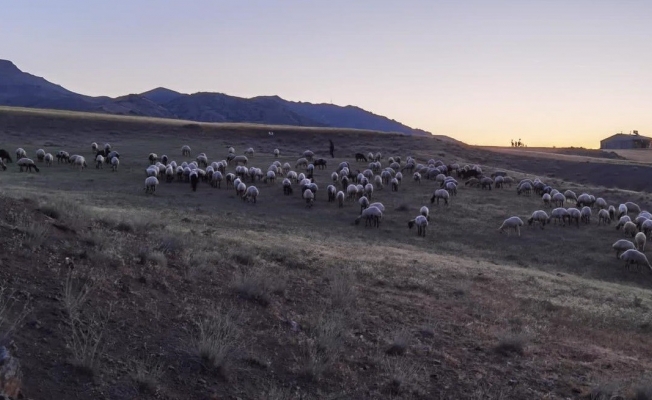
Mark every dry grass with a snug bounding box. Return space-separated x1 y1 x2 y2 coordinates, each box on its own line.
131 356 164 394
194 307 240 376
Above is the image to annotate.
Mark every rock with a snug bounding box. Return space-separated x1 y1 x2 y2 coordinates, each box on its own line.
0 347 22 399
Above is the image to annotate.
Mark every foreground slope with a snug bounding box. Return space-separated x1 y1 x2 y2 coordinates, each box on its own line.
0 110 651 399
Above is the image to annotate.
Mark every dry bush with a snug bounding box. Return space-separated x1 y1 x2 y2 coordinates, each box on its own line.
194 307 240 376
589 382 619 400
300 312 346 382
494 332 527 356
146 251 168 268
327 268 356 311
231 268 286 306
131 356 164 394
0 287 30 345
20 218 50 250
382 356 423 395
38 197 88 231
61 270 109 375
385 330 411 356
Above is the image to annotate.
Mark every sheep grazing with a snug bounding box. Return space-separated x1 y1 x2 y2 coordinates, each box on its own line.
144 176 159 194
236 182 246 197
612 239 635 259
420 206 430 221
551 193 565 207
0 149 13 163
359 196 370 212
244 147 255 157
635 232 647 252
91 142 98 152
44 153 53 166
517 182 532 196
354 205 383 228
15 148 27 160
327 185 336 202
314 158 327 170
408 215 429 237
542 193 552 207
355 153 368 162
274 148 280 158
598 209 611 225
96 154 104 168
580 206 592 224
111 156 119 172
430 189 450 205
617 204 628 219
625 202 641 215
243 186 259 203
148 153 158 165
567 208 581 227
36 149 45 162
181 145 191 157
413 172 421 184
499 216 524 236
528 210 549 229
17 158 40 172
303 188 315 208
282 178 293 195
623 221 638 238
619 249 652 272
303 150 314 161
390 177 399 192
335 191 345 208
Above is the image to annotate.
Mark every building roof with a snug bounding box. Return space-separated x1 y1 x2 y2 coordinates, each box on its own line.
601 133 652 143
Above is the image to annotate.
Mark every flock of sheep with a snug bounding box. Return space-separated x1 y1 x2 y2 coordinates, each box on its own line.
1 141 650 274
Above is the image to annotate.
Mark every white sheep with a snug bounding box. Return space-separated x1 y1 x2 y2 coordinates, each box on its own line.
551 193 565 207
336 191 345 207
211 171 223 188
595 197 608 210
420 206 430 221
295 157 308 169
145 176 159 194
228 147 235 154
182 145 191 157
368 202 385 213
354 205 383 227
111 156 119 172
303 150 314 161
273 148 280 157
564 190 577 203
635 232 647 252
15 148 27 160
44 153 53 166
499 216 524 236
626 202 641 215
430 189 449 205
580 206 592 224
96 154 104 169
542 193 552 207
617 204 628 219
413 172 421 184
327 185 337 202
619 249 652 272
597 209 611 225
243 186 259 203
408 215 428 237
615 215 632 230
359 196 370 212
244 147 255 157
346 184 359 201
17 158 40 172
36 149 45 162
612 239 636 259
303 188 315 207
527 210 549 229
91 142 99 152
623 221 638 238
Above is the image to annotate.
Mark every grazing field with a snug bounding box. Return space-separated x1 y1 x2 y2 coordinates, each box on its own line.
1 108 652 399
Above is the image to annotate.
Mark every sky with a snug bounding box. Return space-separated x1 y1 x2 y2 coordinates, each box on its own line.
1 0 651 148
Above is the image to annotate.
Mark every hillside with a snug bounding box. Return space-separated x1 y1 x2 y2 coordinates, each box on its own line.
0 59 430 135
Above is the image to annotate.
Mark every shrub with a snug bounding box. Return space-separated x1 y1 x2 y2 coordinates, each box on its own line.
494 332 527 356
194 308 239 376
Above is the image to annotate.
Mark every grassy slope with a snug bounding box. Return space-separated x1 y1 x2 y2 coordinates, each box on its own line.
0 109 652 399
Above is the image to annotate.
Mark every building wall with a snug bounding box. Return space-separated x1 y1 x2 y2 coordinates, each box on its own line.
601 139 651 149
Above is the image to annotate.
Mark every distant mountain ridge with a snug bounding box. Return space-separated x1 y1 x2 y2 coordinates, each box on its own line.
0 60 430 136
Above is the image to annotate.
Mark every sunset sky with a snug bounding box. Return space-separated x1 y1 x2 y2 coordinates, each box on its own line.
2 1 651 148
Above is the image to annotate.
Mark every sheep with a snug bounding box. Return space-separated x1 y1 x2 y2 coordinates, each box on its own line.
145 176 159 194
499 216 524 236
580 206 592 224
346 184 359 201
564 190 577 203
354 205 383 228
181 145 191 157
228 147 235 155
542 193 552 207
626 202 641 215
0 159 5 171
608 205 616 221
110 156 119 172
190 171 200 192
282 178 293 195
549 208 569 226
528 210 549 229
303 188 315 207
303 150 314 161
390 177 399 192
420 206 430 221
408 215 429 237
615 215 632 230
91 142 99 153
517 182 532 196
0 149 12 164
235 182 247 197
148 153 158 165
494 176 505 189
641 219 652 238
619 249 652 272
623 221 638 237
336 191 345 207
36 149 45 162
617 204 628 219
15 148 27 160
211 171 223 188
369 202 385 212
567 208 581 227
612 239 636 259
44 153 53 166
243 186 259 203
413 172 421 184
104 143 111 153
635 232 647 252
327 185 336 202
264 170 276 184
430 189 449 205
546 193 564 208
295 157 308 169
598 209 611 225
374 152 382 161
355 153 368 162
95 154 104 168
17 158 40 172
444 181 457 196
480 177 493 190
594 198 608 210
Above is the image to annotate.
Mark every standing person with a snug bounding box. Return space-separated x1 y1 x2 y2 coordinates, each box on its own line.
511 139 514 147
329 139 335 158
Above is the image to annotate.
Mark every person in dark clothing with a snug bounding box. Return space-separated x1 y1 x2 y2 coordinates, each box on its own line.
329 139 335 158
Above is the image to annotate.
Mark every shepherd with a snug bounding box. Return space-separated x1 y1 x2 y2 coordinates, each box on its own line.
329 139 335 158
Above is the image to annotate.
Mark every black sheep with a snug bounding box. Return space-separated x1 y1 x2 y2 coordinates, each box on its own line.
190 173 199 192
0 149 12 163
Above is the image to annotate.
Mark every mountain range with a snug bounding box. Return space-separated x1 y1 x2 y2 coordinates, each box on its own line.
0 59 430 136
